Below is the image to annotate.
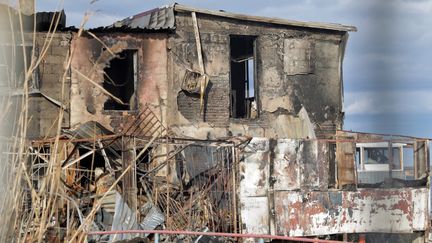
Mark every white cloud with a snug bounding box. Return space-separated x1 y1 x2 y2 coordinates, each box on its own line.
66 10 122 28
345 90 432 115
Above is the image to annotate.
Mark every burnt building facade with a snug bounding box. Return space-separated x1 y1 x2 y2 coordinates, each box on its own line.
22 4 430 242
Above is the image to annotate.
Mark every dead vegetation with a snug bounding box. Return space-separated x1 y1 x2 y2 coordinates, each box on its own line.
0 2 243 242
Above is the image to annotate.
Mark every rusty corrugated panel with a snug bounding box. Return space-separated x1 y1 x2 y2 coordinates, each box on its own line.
336 141 356 187
109 192 140 241
273 188 429 236
65 121 114 139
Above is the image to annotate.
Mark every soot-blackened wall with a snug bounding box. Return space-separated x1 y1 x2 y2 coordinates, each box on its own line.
168 12 347 139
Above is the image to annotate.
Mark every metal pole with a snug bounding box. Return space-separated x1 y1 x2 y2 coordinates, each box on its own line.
87 229 351 243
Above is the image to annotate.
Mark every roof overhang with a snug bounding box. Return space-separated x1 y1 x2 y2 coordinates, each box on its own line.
174 4 357 32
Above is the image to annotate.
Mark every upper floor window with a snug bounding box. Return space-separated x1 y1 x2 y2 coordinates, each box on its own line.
103 49 137 111
229 35 257 119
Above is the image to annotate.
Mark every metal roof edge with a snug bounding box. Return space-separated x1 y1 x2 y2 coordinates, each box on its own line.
173 4 357 32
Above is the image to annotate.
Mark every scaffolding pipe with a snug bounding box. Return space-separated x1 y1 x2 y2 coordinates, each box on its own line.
87 229 351 243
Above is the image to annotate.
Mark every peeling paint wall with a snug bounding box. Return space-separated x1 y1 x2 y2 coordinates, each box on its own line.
70 33 168 133
239 137 430 237
274 188 429 236
167 12 346 139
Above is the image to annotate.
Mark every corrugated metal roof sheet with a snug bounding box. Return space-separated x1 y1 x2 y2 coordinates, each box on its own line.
110 5 175 30
65 121 114 139
98 3 355 32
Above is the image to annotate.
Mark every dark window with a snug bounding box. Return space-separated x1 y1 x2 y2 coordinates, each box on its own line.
230 36 257 119
103 50 137 110
328 143 337 188
77 147 106 190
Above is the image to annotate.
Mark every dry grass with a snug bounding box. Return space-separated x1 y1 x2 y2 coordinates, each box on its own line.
0 1 98 242
0 2 239 242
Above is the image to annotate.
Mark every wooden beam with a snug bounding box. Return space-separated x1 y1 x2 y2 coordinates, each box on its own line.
191 12 209 116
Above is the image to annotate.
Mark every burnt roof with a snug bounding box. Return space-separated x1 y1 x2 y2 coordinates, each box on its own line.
93 5 175 32
97 3 356 33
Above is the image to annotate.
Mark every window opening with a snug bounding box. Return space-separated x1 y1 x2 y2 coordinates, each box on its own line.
356 142 425 187
103 49 137 110
77 147 105 190
363 147 401 170
403 146 414 180
230 36 256 118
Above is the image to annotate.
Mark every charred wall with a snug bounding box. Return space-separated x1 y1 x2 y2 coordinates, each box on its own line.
239 137 430 237
27 32 71 139
70 32 168 133
168 12 346 139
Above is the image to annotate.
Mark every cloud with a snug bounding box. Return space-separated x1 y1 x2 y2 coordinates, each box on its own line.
345 90 432 115
66 10 122 28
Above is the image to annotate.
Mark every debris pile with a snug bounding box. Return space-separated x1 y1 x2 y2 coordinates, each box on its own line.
22 104 246 242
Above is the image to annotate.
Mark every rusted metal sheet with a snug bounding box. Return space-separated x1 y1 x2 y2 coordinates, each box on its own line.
239 197 270 235
240 138 269 197
239 138 270 235
110 192 140 242
274 188 429 236
301 141 328 189
273 140 300 190
273 139 328 191
336 141 356 187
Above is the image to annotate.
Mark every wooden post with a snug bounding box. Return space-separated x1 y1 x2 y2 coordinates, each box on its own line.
191 12 208 117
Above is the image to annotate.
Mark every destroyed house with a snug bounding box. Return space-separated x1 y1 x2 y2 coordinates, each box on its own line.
20 3 431 242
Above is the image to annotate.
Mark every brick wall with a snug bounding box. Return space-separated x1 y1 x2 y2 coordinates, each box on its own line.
168 13 345 139
177 78 230 126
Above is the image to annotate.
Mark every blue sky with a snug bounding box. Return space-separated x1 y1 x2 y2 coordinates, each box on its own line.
37 0 432 138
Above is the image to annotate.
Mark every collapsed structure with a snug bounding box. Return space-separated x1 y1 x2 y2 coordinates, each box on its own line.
7 3 430 242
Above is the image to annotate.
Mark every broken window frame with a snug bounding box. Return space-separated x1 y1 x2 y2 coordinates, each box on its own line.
355 140 429 187
103 49 138 111
356 142 404 172
29 145 50 191
229 35 258 119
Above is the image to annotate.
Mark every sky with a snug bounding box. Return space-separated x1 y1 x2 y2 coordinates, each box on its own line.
37 0 432 138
